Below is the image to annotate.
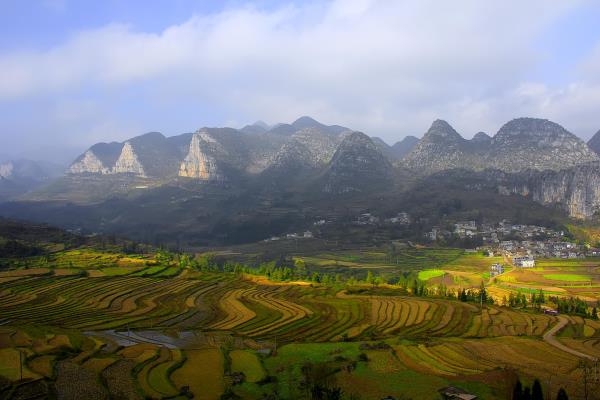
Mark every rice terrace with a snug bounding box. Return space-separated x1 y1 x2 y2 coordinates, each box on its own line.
1 221 600 399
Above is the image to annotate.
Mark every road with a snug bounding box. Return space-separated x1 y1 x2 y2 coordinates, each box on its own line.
543 316 597 361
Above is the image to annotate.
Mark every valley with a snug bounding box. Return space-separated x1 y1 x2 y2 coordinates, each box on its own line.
5 3 600 399
1 221 600 399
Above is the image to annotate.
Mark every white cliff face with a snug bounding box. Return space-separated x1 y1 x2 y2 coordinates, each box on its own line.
488 162 600 219
112 142 145 176
0 162 13 178
178 132 222 180
68 151 108 174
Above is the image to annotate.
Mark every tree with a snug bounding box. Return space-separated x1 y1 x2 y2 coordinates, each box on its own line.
555 388 568 400
366 271 375 286
522 386 531 400
479 282 487 304
294 258 307 279
537 289 545 304
531 379 543 400
512 379 523 400
592 306 598 320
311 272 321 283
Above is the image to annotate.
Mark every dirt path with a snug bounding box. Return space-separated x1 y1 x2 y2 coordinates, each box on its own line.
543 316 597 361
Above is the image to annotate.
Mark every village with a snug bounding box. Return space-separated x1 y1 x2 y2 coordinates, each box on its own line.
425 219 599 258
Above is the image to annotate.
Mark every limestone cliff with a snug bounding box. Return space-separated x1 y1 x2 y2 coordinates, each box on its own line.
587 129 600 155
270 127 341 170
112 142 146 176
0 162 14 178
498 162 600 219
178 131 223 180
68 151 109 174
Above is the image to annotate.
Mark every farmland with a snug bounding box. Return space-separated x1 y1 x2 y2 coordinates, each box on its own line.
2 227 600 399
1 264 599 399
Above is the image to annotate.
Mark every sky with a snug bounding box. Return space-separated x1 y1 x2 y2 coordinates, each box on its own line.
1 0 600 164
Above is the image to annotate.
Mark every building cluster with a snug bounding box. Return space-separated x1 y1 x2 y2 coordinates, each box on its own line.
263 230 314 242
426 220 565 243
512 256 535 267
489 263 505 277
424 220 598 258
353 212 411 226
499 239 589 259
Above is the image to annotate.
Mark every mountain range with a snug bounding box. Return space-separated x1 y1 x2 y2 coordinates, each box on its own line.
2 116 600 247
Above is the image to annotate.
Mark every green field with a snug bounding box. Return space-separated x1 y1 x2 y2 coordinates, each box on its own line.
418 269 445 280
543 273 592 282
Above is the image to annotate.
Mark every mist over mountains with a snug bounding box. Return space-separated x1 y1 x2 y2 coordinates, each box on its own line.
2 115 600 247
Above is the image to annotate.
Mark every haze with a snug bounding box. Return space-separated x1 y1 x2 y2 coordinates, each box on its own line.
1 0 600 164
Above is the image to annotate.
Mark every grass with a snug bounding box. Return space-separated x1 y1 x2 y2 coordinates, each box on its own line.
418 269 445 281
99 267 138 276
230 350 266 383
298 248 464 273
543 274 592 282
0 348 39 380
171 349 224 400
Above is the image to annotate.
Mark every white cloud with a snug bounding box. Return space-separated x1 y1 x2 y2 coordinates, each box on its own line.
1 0 599 151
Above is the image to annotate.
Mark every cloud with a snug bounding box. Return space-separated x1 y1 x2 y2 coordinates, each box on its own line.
1 0 599 155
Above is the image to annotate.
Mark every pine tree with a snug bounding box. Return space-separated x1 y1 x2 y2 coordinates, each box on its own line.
479 282 487 303
513 379 523 400
412 279 419 296
311 272 320 283
531 379 543 400
522 386 531 400
538 289 545 304
556 388 568 400
366 271 375 286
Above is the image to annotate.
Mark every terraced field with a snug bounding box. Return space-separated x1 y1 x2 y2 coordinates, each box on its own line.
0 270 592 343
1 268 599 399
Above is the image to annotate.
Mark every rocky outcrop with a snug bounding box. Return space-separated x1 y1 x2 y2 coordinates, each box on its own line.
391 136 419 159
68 142 123 175
488 118 598 172
240 122 268 135
68 151 109 174
178 131 223 180
266 116 349 137
371 137 396 161
403 118 598 175
587 129 600 155
264 127 343 178
288 128 340 165
471 131 491 144
0 159 64 201
435 162 600 219
291 116 349 136
403 120 485 173
495 162 600 219
322 131 393 193
0 162 14 178
112 142 145 176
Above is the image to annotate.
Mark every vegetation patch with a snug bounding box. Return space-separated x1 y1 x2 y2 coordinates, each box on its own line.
418 269 445 281
172 349 224 400
230 350 266 383
543 274 591 282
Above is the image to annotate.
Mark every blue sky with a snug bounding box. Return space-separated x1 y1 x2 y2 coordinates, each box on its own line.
1 0 600 163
